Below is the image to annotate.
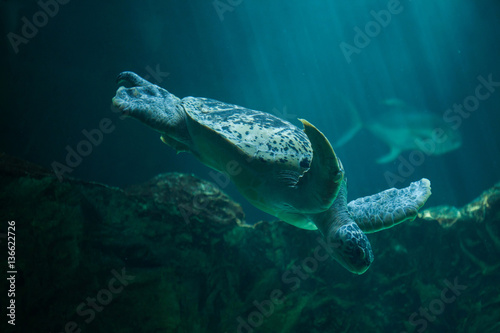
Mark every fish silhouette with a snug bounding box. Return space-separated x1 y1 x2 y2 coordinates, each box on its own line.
336 98 462 163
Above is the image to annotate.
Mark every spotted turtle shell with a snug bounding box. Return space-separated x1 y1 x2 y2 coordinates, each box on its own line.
182 97 313 176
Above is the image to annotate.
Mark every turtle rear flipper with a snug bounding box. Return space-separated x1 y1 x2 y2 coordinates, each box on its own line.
347 178 431 233
113 72 187 137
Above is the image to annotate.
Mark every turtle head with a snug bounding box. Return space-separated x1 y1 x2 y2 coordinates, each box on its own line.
313 180 374 274
112 71 185 133
327 222 374 274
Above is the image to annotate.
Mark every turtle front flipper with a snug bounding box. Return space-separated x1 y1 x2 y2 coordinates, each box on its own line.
296 119 344 213
347 178 432 233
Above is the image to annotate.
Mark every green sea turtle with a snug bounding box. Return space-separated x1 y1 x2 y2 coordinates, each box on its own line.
112 71 432 274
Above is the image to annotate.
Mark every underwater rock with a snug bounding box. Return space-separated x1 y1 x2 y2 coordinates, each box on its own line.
419 181 500 227
1 153 499 333
126 172 245 227
419 182 500 275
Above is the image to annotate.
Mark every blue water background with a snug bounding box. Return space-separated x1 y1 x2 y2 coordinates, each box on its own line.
1 0 499 223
